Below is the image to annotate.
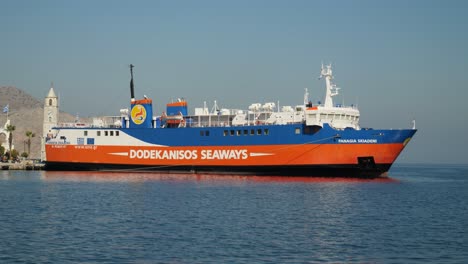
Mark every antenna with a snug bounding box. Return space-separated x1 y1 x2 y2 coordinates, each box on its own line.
129 64 135 101
319 61 324 79
211 100 219 114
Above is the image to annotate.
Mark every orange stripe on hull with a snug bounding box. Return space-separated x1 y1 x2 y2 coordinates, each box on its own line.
46 143 405 167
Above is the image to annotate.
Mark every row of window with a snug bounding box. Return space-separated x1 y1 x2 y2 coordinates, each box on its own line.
83 128 302 137
200 130 210 136
223 129 270 137
83 131 120 137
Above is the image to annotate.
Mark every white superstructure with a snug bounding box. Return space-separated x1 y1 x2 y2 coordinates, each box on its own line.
44 65 360 133
188 64 360 130
304 64 360 129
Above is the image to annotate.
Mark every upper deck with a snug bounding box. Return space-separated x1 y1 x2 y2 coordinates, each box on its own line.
55 64 360 131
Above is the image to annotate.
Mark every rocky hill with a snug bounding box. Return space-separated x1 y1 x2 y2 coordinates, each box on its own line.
0 86 77 159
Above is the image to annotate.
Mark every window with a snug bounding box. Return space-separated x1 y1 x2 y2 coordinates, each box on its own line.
295 128 301 134
200 131 204 136
97 131 101 136
264 129 269 135
230 130 235 136
49 99 52 106
250 129 255 135
236 130 241 136
304 125 321 135
105 131 109 136
116 131 119 136
110 131 114 136
243 130 248 136
223 130 228 136
257 129 262 135
206 130 210 136
84 131 88 136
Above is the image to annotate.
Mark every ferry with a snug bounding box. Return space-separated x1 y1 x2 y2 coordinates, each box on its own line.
44 64 416 177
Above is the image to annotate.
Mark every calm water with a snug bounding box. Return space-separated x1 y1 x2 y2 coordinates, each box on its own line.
0 165 467 263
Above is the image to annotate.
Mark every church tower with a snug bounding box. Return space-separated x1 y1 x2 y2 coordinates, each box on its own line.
41 83 59 161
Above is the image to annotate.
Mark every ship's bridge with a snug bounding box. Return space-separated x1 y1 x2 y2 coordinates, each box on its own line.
304 105 360 129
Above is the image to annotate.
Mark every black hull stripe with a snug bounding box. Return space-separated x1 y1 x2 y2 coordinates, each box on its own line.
45 162 392 178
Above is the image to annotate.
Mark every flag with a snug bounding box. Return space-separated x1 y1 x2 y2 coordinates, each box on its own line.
2 104 8 113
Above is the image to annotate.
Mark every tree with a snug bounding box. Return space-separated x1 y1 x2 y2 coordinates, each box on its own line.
21 152 29 158
25 130 35 156
10 149 19 161
0 146 4 156
6 124 15 160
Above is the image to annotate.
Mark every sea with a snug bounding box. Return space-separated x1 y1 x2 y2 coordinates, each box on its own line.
0 164 467 264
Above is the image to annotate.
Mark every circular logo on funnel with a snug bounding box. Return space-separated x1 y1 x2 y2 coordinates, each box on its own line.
131 104 147 125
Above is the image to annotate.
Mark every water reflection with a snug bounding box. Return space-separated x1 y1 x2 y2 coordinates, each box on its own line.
41 171 397 183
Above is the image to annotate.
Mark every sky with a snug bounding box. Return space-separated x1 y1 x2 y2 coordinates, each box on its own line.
1 0 468 164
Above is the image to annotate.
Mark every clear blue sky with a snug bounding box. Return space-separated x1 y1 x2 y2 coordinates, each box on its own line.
1 0 467 164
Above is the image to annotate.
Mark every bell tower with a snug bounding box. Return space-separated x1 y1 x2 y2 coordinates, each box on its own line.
41 83 59 161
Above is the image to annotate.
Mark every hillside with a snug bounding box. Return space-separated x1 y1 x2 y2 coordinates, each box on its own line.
0 86 76 159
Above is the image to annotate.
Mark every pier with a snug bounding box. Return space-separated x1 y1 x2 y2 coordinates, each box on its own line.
0 160 44 170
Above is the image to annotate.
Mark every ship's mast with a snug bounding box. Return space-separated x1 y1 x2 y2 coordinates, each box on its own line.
130 64 135 102
303 88 309 105
320 64 340 108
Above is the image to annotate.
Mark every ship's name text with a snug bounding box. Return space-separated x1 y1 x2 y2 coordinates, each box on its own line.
338 139 378 143
129 149 249 160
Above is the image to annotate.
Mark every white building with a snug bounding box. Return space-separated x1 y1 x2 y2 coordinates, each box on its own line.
41 85 59 161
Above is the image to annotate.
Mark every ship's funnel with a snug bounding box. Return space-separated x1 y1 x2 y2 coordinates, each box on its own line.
128 64 153 128
130 98 153 128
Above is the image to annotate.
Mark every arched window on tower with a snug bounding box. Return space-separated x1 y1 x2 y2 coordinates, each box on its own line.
49 116 52 122
49 99 53 106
